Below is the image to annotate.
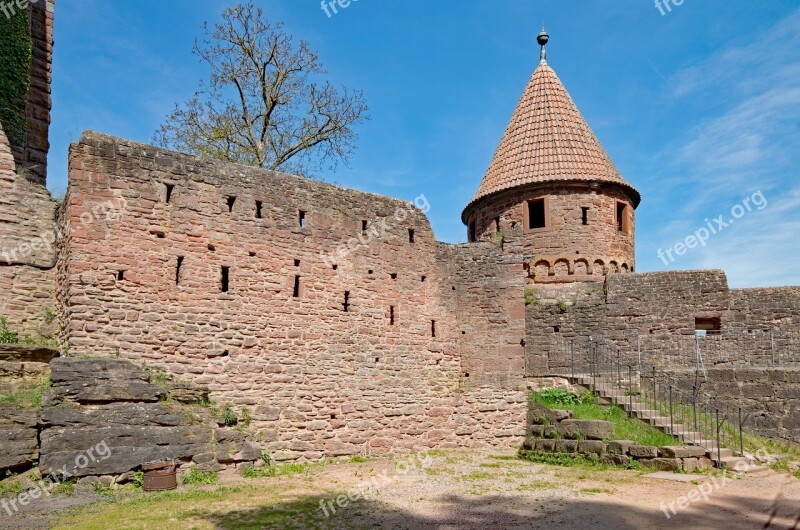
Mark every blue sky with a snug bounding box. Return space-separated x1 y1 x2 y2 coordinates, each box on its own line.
49 1 800 288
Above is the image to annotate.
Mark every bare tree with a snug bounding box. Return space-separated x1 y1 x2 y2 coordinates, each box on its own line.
154 3 368 176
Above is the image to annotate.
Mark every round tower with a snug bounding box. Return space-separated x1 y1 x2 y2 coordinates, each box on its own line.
462 29 640 283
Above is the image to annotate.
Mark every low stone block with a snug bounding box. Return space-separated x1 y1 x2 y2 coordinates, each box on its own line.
578 441 606 455
601 454 630 466
528 425 544 438
658 446 707 459
681 457 699 473
559 420 614 440
629 445 659 458
696 457 714 470
536 439 556 452
526 398 560 426
640 458 682 472
554 439 578 453
607 440 635 455
552 409 572 421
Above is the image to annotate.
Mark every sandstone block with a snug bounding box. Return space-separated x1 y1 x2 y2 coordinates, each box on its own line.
559 419 614 440
628 445 659 458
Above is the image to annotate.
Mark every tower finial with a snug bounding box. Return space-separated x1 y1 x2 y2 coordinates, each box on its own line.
537 25 549 65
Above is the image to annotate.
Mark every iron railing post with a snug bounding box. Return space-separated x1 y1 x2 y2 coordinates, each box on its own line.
714 408 722 469
669 384 674 436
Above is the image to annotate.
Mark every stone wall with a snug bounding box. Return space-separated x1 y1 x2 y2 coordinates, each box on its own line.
466 183 635 283
61 132 526 460
0 0 57 336
0 123 57 336
436 242 526 389
683 368 800 445
9 0 54 182
525 270 800 374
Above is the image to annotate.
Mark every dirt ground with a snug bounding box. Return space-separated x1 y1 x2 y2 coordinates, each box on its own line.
2 449 799 529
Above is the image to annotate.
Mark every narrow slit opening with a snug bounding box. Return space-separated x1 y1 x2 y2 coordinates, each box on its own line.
221 266 230 292
117 270 124 281
176 256 184 285
389 306 395 325
343 291 350 312
408 228 415 243
293 275 301 298
255 201 263 219
227 196 236 212
165 183 174 204
431 320 436 337
299 211 306 228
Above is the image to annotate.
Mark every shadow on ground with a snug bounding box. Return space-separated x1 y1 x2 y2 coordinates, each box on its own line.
197 490 800 530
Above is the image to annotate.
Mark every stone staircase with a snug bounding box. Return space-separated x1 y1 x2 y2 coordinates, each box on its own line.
571 374 768 473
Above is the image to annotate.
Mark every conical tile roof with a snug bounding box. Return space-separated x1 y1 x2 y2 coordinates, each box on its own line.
463 59 639 221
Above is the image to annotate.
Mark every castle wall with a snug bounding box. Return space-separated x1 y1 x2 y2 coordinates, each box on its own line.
10 0 54 182
674 367 800 445
0 123 57 336
466 184 635 283
435 242 527 388
525 270 800 375
62 132 525 460
0 0 57 336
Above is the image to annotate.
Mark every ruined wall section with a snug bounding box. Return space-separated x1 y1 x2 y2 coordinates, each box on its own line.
0 0 57 336
0 122 57 335
435 242 527 389
63 132 524 459
10 0 54 181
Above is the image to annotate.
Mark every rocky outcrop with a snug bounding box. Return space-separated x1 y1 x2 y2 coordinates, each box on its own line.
0 405 38 474
36 358 262 480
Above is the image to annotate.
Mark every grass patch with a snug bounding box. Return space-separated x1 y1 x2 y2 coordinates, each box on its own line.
182 469 218 486
515 480 554 491
0 476 26 497
580 487 613 495
533 391 677 447
349 454 369 464
0 375 51 408
460 471 493 482
241 462 310 479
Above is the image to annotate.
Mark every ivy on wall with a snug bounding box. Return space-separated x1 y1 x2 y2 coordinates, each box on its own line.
0 8 32 147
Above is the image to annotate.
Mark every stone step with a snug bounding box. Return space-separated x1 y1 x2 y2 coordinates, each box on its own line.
708 448 735 460
716 456 750 470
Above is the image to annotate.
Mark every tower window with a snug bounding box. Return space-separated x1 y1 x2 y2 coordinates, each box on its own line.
293 275 301 298
581 207 589 225
389 306 395 325
616 202 629 233
468 220 477 242
527 199 546 230
227 196 236 212
299 211 307 228
255 201 263 219
408 228 415 243
495 217 500 231
343 291 350 312
431 320 436 337
361 220 368 236
695 317 721 337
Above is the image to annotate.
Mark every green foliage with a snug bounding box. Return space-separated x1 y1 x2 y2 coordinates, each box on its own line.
52 480 75 496
494 231 504 247
535 391 677 447
555 299 568 314
221 405 238 426
0 476 26 497
0 318 19 344
182 468 218 486
0 376 51 408
524 288 538 306
349 454 369 463
131 471 144 490
241 461 309 479
43 307 56 325
0 7 32 146
533 388 594 407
